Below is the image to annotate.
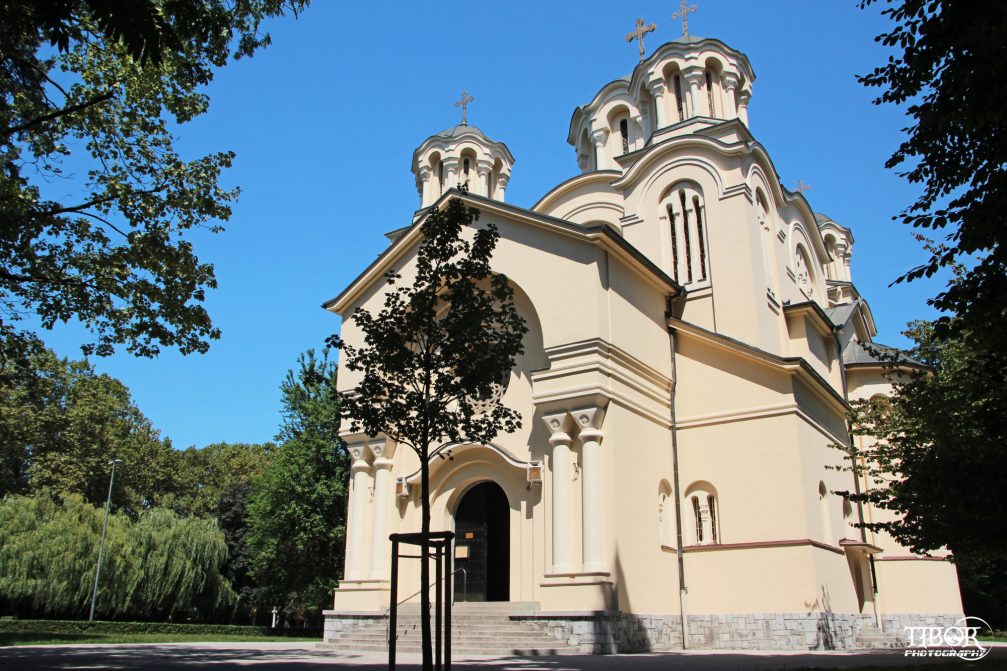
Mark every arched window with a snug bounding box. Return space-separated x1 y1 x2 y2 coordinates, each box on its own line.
795 244 814 297
463 158 470 180
705 71 716 116
685 483 720 545
438 162 445 191
658 480 674 547
755 189 776 291
662 182 710 287
673 74 685 120
819 481 834 544
691 496 703 543
619 119 629 154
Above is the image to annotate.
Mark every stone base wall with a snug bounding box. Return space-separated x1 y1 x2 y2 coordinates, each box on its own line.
519 611 961 652
325 609 966 653
881 613 964 639
322 610 385 641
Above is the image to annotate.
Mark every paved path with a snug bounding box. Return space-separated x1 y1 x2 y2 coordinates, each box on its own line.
2 642 1006 670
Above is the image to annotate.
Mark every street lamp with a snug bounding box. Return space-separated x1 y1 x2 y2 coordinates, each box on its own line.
89 458 122 621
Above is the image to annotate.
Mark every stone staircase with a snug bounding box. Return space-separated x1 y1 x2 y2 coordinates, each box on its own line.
319 602 581 656
855 624 905 649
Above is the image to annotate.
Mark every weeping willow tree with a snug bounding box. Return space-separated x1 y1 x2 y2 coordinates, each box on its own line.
0 492 235 619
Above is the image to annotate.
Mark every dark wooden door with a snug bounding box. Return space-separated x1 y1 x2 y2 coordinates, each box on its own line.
454 521 487 601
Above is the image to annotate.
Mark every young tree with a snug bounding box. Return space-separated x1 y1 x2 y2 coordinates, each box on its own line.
1 1 308 359
330 197 526 669
247 350 347 624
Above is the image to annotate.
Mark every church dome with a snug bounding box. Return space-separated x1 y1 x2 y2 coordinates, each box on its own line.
412 121 515 209
568 36 755 174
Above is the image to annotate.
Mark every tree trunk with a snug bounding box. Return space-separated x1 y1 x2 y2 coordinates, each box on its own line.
420 439 432 671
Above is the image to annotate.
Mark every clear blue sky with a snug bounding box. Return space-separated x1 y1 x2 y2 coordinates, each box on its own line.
38 1 945 450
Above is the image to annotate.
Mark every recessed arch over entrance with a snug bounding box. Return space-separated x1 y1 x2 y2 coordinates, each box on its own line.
453 481 509 602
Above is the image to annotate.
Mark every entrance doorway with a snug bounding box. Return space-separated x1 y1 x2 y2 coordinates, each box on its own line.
454 481 509 601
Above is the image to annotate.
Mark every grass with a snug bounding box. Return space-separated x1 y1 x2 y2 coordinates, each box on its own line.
0 632 319 647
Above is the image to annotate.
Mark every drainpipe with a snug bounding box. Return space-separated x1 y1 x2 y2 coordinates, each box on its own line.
834 326 882 631
668 318 689 649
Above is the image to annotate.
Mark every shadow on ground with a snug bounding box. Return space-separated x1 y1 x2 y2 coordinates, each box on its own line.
0 643 1004 670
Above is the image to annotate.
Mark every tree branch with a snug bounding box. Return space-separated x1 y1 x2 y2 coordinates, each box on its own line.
2 91 115 138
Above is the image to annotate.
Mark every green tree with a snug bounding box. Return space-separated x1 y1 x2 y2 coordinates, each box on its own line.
0 492 235 619
167 442 274 518
859 0 1007 342
1 0 308 359
0 346 175 513
330 198 526 669
247 350 347 624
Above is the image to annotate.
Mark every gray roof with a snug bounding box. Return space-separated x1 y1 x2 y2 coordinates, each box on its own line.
843 340 924 368
814 212 834 224
435 124 490 140
825 303 858 327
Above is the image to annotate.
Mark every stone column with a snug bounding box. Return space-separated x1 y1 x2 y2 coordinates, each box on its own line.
442 157 460 190
543 412 574 573
574 407 607 572
418 166 433 207
684 68 707 118
590 128 610 170
476 159 493 198
647 79 668 129
737 90 751 127
346 445 372 581
368 442 394 580
721 73 739 119
496 172 510 201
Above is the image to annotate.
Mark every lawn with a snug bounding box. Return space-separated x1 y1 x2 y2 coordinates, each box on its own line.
0 631 319 646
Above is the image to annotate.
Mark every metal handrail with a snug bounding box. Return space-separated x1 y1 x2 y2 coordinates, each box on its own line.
384 567 467 649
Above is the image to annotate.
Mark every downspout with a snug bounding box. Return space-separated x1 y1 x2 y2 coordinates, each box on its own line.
834 326 882 630
667 307 689 649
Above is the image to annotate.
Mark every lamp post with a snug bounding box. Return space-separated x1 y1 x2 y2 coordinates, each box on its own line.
89 458 122 621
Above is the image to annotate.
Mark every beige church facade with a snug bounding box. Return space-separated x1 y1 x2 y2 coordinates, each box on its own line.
322 35 964 652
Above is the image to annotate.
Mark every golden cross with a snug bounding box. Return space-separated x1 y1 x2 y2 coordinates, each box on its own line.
625 18 657 63
672 0 698 38
795 179 812 193
455 90 474 126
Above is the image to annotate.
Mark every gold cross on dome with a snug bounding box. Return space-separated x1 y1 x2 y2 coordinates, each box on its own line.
455 90 474 126
625 18 657 63
795 179 812 193
672 0 698 38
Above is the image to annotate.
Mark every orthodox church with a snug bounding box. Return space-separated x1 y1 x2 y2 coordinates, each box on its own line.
321 23 964 653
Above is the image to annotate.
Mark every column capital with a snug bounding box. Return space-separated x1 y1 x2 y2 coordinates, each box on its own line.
572 406 606 432
720 72 740 90
737 89 752 105
681 65 706 82
441 156 460 168
589 127 610 146
497 172 510 187
373 457 394 470
542 411 573 443
646 78 666 96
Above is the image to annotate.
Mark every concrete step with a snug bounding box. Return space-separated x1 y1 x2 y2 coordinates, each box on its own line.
855 626 905 649
319 642 581 656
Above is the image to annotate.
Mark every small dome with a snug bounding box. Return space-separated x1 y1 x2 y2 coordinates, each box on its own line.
411 124 515 208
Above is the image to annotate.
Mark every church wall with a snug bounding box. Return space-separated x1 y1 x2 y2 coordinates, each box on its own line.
533 176 624 227
604 401 681 615
875 559 964 614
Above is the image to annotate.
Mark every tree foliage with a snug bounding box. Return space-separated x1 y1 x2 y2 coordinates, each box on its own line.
0 344 174 513
0 492 235 619
247 350 347 622
1 0 308 358
330 198 526 669
167 442 274 518
860 0 1007 342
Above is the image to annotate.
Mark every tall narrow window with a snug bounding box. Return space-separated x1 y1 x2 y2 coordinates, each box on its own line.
667 204 679 281
680 191 693 283
694 196 707 281
707 494 718 543
619 119 629 154
692 496 703 543
705 71 716 116
438 162 444 190
674 75 685 120
463 158 470 177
